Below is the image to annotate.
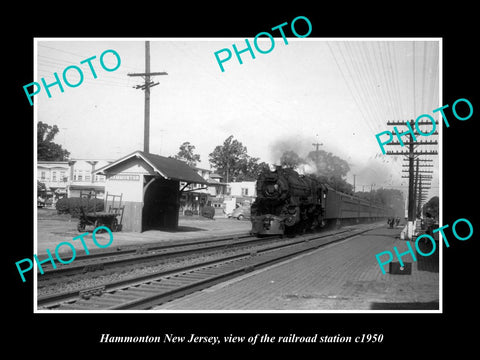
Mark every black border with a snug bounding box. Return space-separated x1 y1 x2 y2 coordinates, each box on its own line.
8 4 478 354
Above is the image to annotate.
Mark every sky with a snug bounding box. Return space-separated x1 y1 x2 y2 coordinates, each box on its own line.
34 38 441 204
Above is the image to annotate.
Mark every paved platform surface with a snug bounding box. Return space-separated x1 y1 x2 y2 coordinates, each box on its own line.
154 225 440 311
36 209 251 256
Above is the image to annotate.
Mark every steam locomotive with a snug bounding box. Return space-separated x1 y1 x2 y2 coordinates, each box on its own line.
250 167 389 236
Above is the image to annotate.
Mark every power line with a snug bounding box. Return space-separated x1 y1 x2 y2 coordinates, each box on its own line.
327 42 378 136
346 42 384 133
37 59 133 83
37 43 140 72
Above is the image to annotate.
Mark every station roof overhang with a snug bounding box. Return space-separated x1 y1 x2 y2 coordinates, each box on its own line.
94 150 209 185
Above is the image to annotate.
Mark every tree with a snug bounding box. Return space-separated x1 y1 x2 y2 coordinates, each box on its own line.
209 135 247 182
37 121 70 161
280 150 303 169
301 149 351 192
423 196 439 219
236 157 270 181
306 150 350 179
173 141 201 167
209 135 268 182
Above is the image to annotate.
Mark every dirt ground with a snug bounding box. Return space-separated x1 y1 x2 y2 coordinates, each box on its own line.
36 208 251 256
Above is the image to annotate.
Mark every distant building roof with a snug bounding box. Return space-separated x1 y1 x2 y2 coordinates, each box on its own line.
37 161 70 166
94 150 208 185
38 160 70 163
192 166 211 172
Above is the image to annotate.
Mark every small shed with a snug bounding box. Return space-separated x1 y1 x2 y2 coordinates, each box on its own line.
94 150 208 232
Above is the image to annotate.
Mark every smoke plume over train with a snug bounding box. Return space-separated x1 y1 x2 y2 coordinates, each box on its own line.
269 134 398 194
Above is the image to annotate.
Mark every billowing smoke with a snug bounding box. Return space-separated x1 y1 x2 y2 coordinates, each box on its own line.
297 160 317 175
269 135 314 166
270 135 407 214
269 134 400 194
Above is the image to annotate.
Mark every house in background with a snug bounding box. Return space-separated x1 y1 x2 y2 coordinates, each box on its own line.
223 181 257 215
178 170 257 217
227 181 257 198
67 159 112 198
37 159 113 206
179 166 228 216
37 161 70 205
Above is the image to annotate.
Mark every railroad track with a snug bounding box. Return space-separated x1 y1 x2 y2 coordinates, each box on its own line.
37 233 263 279
37 233 285 301
38 223 382 311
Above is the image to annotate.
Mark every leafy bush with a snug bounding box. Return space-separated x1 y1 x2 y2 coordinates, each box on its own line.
56 197 104 217
201 205 215 219
55 197 69 214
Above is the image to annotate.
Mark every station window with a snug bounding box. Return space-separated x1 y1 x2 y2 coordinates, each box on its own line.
241 188 249 196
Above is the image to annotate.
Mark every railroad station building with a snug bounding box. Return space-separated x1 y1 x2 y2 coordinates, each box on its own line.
94 150 208 232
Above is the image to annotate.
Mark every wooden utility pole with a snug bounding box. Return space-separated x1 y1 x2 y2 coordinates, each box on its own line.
312 142 323 152
128 41 168 153
402 159 433 218
385 119 438 239
417 174 432 216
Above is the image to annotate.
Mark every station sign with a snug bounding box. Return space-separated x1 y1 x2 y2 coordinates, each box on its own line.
109 174 140 181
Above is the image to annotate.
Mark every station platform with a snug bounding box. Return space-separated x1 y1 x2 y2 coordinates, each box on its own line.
36 209 251 256
154 225 440 311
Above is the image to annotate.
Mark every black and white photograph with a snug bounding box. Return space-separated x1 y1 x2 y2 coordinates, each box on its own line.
8 6 478 355
33 38 441 313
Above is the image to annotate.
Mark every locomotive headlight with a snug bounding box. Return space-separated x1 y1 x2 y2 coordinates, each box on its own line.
285 215 296 226
265 184 276 196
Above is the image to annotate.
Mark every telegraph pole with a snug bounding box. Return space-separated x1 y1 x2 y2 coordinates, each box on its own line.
402 159 433 218
413 158 420 216
416 173 432 217
312 142 323 152
311 141 323 168
128 41 168 153
386 119 438 239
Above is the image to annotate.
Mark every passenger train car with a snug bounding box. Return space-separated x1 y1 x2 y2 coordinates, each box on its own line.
250 167 390 236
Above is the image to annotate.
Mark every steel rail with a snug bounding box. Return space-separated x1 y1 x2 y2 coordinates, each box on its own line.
39 223 381 310
37 233 262 278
